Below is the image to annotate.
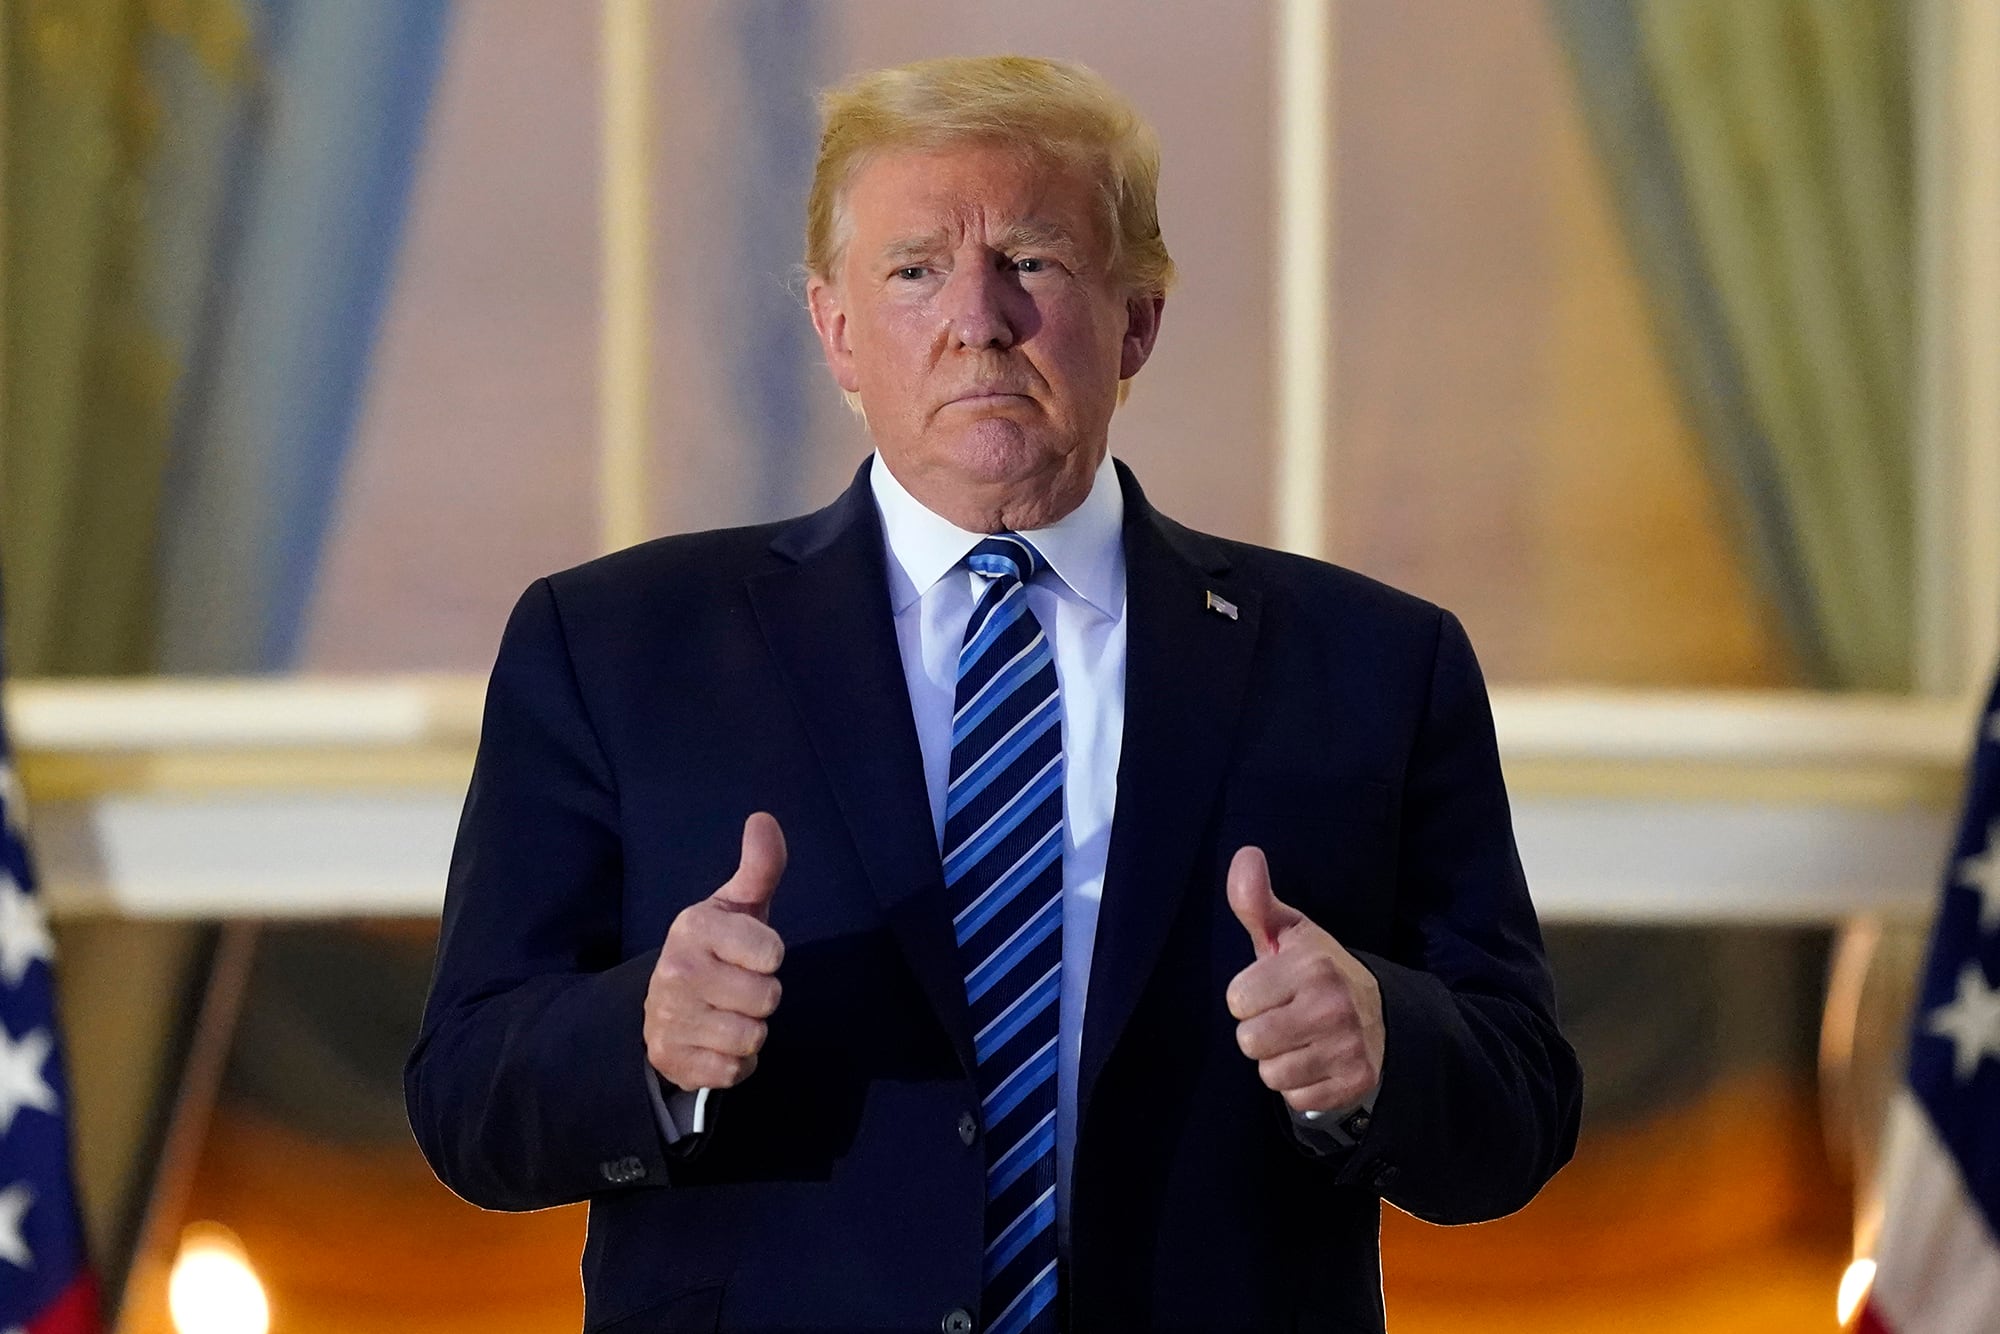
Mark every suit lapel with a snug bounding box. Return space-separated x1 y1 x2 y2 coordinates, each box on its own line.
748 463 977 1080
1078 463 1262 1124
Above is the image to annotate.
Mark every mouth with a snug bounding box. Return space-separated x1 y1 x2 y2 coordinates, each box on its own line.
944 390 1032 409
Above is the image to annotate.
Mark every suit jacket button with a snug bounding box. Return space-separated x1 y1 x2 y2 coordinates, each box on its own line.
942 1309 974 1334
1371 1163 1400 1191
600 1156 646 1184
957 1111 978 1147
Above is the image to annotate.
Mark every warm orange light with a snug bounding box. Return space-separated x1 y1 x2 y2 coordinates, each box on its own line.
1838 1257 1877 1327
168 1222 270 1334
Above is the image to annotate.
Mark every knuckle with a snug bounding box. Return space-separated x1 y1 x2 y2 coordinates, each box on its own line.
723 1018 763 1057
660 1049 696 1086
668 904 711 942
672 970 705 1004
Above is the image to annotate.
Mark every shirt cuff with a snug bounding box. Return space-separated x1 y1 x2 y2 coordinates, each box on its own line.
646 1068 712 1144
1290 1081 1380 1148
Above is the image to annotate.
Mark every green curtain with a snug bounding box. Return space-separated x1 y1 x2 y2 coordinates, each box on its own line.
2 2 256 675
1540 0 1915 1271
1549 0 1913 691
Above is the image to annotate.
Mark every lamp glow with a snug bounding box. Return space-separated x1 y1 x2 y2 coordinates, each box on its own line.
1838 1257 1877 1327
168 1223 269 1334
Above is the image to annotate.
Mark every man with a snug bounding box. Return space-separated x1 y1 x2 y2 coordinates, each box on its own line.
407 55 1580 1334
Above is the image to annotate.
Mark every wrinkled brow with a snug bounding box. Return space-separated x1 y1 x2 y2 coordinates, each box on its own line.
876 220 1089 267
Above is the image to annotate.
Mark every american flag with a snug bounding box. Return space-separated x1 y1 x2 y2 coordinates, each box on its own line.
1861 673 2000 1332
0 650 99 1332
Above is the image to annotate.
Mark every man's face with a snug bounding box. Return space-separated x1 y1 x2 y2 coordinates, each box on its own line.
807 142 1164 530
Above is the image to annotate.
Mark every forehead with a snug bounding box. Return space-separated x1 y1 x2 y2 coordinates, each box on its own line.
839 142 1104 253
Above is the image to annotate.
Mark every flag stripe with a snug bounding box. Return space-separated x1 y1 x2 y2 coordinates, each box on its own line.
1868 1091 2000 1334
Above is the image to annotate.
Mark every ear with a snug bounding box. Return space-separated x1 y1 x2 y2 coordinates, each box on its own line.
1119 294 1166 381
807 275 862 394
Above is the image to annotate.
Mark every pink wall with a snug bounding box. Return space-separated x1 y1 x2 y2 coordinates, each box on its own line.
303 0 1782 686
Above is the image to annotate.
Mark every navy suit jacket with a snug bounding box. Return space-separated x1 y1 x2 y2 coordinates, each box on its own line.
406 459 1581 1333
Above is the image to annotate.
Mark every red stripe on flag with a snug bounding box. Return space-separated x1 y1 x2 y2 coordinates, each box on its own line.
1853 1297 1894 1334
28 1272 101 1334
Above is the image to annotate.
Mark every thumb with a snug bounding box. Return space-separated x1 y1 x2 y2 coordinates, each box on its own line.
714 811 787 921
1226 846 1300 957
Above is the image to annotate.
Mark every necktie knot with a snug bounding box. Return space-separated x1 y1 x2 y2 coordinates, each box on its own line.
966 533 1045 586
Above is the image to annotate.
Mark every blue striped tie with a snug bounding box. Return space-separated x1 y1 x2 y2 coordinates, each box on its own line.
946 534 1062 1334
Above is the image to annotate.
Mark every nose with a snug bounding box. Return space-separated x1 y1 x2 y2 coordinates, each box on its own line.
938 258 1018 351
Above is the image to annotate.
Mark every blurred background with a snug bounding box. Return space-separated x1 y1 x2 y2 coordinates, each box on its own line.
3 1 1997 1331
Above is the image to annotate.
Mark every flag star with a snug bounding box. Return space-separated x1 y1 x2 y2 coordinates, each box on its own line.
1957 819 2000 935
0 1028 57 1135
0 1182 32 1269
1927 963 2000 1082
0 873 52 988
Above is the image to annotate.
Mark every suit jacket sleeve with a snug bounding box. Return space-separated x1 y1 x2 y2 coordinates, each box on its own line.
404 577 672 1211
1325 608 1582 1223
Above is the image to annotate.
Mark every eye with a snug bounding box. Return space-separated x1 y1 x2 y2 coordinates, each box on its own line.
1012 256 1048 274
893 265 928 281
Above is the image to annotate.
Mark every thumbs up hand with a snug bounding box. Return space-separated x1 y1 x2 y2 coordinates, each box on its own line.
644 813 789 1091
1224 846 1385 1115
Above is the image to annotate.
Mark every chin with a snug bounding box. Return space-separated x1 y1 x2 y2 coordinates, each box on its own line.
933 423 1073 486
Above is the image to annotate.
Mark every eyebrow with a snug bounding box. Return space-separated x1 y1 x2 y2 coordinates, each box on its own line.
998 220 1086 258
875 220 1090 268
879 233 948 267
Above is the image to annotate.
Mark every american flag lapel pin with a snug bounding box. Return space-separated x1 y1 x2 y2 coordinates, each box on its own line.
1205 590 1239 621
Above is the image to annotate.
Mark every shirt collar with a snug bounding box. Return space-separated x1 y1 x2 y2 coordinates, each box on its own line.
869 450 1126 619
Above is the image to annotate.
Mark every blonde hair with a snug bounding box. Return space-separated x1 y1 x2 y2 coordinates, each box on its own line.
805 55 1175 298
